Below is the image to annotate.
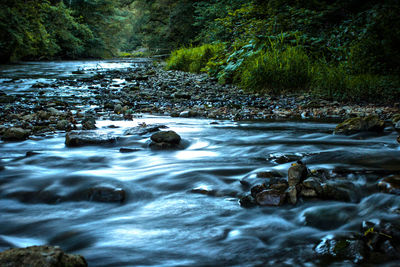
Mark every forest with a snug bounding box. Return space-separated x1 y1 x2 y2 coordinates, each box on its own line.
0 0 399 100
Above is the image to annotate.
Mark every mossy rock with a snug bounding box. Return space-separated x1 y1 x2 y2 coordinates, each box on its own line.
0 245 87 267
334 116 385 135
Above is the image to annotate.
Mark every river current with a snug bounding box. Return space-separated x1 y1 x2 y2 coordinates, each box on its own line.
0 60 399 266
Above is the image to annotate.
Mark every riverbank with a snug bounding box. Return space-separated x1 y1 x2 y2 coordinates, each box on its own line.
1 61 400 138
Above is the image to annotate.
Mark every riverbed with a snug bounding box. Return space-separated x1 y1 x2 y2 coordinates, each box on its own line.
1 59 399 266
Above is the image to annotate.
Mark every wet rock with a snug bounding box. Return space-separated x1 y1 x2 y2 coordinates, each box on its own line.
286 186 298 205
179 110 197 118
256 171 283 178
239 195 257 208
65 131 116 147
288 162 308 187
56 120 72 131
397 135 400 144
334 115 385 135
1 127 30 141
0 245 87 267
392 114 400 124
119 148 141 153
149 130 181 150
321 183 351 201
267 154 302 164
378 175 400 195
114 104 123 114
300 188 318 197
86 187 126 203
31 82 48 88
0 95 15 103
302 177 323 195
269 179 288 192
251 184 266 198
255 189 286 206
82 117 96 130
124 124 167 136
315 237 366 264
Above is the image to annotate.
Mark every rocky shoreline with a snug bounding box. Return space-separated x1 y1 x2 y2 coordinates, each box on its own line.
1 62 400 140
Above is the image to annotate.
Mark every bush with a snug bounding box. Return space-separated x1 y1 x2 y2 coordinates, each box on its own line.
166 43 225 73
311 63 400 103
238 45 313 94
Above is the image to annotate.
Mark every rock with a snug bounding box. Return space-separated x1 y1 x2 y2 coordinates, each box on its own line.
321 183 351 201
2 127 30 141
0 95 15 103
31 82 48 88
269 179 288 192
392 114 400 124
0 245 87 267
179 110 197 118
150 130 181 149
255 189 286 206
300 188 318 197
397 135 400 144
65 131 116 147
81 117 96 130
250 184 266 198
302 177 323 195
286 186 298 205
86 187 126 203
334 115 385 135
256 171 283 178
378 175 400 195
114 104 123 114
124 124 167 136
239 195 256 208
56 120 71 131
315 237 366 264
267 154 302 164
173 92 191 99
288 162 308 187
119 148 141 153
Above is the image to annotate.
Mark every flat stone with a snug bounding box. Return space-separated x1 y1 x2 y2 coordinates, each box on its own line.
65 131 116 147
378 175 400 195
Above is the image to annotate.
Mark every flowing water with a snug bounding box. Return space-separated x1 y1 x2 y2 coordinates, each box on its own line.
1 60 400 266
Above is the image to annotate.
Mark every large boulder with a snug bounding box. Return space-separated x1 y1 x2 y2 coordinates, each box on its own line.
65 131 116 147
334 115 385 135
1 127 30 141
150 130 181 150
0 245 87 267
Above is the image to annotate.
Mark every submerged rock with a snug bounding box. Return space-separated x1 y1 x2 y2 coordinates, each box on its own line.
378 175 400 195
0 245 87 267
65 131 116 147
86 187 126 203
1 127 30 141
334 115 385 135
150 130 181 150
81 117 96 130
315 237 366 264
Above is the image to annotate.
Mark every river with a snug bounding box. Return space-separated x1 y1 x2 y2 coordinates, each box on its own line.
0 60 399 266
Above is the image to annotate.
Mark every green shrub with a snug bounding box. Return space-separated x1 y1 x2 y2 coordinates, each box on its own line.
237 45 313 94
166 43 225 73
311 63 400 102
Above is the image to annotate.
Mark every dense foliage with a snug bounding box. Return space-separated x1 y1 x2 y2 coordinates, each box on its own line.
163 0 400 102
0 0 134 62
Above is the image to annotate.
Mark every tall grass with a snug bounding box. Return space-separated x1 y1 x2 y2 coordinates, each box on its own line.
166 43 225 73
238 44 313 94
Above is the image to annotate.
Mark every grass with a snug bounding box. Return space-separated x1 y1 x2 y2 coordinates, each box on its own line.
166 43 225 73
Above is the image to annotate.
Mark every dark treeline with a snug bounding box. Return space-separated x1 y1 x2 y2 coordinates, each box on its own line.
0 0 135 62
